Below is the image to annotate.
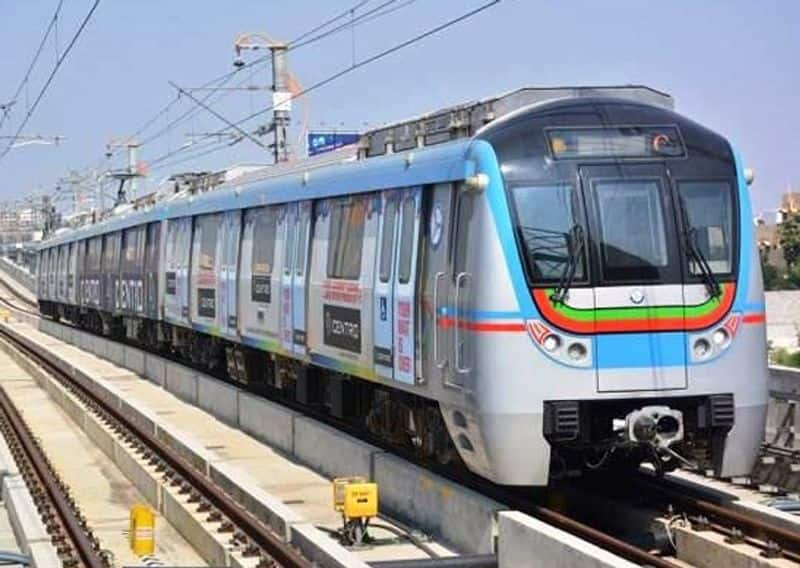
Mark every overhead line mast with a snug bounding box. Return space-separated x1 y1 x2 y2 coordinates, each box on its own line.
142 0 502 169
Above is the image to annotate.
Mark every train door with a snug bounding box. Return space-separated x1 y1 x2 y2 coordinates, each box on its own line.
219 210 241 336
177 217 193 323
279 204 297 353
164 220 180 322
393 187 422 384
421 184 457 389
448 184 478 390
291 201 312 354
373 191 399 379
580 164 688 392
67 242 77 304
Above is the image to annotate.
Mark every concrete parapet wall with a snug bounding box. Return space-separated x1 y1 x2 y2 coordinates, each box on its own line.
164 360 198 404
498 511 636 567
293 416 379 480
238 391 296 455
2 477 62 568
0 437 61 567
769 365 800 397
374 452 502 554
196 374 239 427
0 258 36 295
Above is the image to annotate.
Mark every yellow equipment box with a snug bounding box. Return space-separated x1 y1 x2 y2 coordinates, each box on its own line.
129 504 156 555
333 477 378 520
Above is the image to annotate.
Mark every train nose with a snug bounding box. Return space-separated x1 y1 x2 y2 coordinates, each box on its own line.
625 406 684 448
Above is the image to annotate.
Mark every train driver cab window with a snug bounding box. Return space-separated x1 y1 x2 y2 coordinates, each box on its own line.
512 183 586 283
327 197 367 280
595 179 669 281
678 181 734 275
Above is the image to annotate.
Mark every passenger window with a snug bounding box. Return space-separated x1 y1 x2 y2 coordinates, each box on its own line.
251 208 277 277
197 215 219 271
398 196 416 284
327 198 367 280
379 199 398 283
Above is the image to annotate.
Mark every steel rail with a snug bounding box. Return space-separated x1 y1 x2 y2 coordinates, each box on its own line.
637 475 800 559
0 384 106 568
0 324 311 568
514 499 679 568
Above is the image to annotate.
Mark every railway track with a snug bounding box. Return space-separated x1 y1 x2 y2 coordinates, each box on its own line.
0 374 108 568
0 271 798 566
636 473 800 562
0 312 311 568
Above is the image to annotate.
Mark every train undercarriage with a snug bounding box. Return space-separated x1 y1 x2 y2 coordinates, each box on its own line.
543 394 736 478
39 300 460 469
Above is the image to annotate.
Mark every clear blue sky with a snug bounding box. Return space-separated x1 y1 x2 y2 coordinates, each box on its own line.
0 0 797 213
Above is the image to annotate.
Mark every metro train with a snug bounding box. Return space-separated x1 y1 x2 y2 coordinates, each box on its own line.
36 86 768 486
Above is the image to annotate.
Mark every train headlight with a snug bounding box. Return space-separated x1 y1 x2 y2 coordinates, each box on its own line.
567 342 587 361
712 328 729 346
693 338 711 358
543 334 561 352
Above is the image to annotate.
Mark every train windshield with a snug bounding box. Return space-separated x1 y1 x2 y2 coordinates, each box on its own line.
509 172 736 288
593 178 671 281
482 99 739 289
512 183 586 283
677 181 734 275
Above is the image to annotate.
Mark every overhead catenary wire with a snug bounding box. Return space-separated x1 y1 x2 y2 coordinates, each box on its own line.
121 0 413 173
110 0 381 161
143 0 501 169
0 0 65 133
168 82 267 149
137 0 404 154
77 0 414 177
0 0 102 165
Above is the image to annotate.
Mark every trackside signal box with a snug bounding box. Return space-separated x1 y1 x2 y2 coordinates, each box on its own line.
333 476 378 520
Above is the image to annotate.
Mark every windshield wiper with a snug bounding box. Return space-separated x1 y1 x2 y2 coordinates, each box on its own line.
678 196 721 299
550 224 584 305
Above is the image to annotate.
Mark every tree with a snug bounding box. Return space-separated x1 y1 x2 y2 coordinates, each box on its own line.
779 211 800 268
761 258 781 290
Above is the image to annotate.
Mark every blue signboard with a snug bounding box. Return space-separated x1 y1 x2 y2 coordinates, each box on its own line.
307 132 360 157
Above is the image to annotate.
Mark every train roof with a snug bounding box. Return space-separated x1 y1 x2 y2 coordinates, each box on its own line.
41 137 476 247
40 85 672 249
360 85 673 158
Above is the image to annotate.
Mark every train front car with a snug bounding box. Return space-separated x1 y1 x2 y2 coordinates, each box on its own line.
460 97 768 485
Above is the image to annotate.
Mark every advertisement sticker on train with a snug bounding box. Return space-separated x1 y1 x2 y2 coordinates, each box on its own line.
166 271 177 295
251 274 271 303
323 304 361 353
198 288 216 318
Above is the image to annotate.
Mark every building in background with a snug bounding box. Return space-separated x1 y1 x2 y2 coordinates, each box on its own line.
755 188 800 269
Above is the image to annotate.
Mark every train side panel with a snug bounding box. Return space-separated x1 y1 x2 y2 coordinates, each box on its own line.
307 194 378 378
164 217 192 327
238 206 283 351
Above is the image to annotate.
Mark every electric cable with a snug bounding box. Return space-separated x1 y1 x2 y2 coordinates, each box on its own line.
0 0 65 132
0 0 103 164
